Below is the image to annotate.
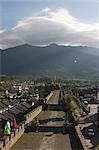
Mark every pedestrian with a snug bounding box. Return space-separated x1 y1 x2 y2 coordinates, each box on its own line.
4 121 11 135
13 118 17 129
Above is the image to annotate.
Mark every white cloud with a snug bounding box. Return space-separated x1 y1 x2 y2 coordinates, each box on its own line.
0 8 99 49
41 8 51 13
0 29 6 34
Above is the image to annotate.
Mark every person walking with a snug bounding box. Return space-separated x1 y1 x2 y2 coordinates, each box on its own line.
13 118 18 129
4 121 11 135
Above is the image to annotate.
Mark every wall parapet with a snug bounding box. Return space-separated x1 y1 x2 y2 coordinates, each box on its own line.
75 125 89 150
0 123 24 150
0 91 54 150
25 105 42 124
45 91 54 102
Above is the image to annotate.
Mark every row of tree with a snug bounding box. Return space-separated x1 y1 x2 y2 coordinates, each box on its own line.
59 91 81 125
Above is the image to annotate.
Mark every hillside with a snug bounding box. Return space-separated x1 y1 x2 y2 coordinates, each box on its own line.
1 44 99 79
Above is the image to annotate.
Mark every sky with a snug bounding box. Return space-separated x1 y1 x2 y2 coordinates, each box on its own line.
0 0 99 49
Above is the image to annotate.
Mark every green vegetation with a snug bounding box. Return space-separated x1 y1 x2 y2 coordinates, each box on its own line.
0 79 24 91
0 81 13 98
0 80 23 98
28 83 59 98
60 92 81 125
0 78 60 99
0 81 13 91
2 44 99 79
95 145 99 150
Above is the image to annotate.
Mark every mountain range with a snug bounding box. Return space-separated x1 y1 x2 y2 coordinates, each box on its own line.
1 44 99 79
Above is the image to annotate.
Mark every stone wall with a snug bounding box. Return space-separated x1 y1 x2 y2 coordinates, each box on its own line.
25 91 54 125
46 91 54 102
0 123 24 150
75 125 89 150
0 91 53 150
25 105 42 124
0 105 42 150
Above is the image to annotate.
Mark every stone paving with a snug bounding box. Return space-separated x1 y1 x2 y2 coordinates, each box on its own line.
11 90 72 150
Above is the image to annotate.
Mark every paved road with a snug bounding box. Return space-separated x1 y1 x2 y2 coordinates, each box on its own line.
11 90 72 150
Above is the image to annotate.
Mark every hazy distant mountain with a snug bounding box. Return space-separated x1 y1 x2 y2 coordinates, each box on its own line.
1 44 99 79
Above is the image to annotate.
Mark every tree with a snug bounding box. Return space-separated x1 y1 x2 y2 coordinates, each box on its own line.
61 93 81 121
